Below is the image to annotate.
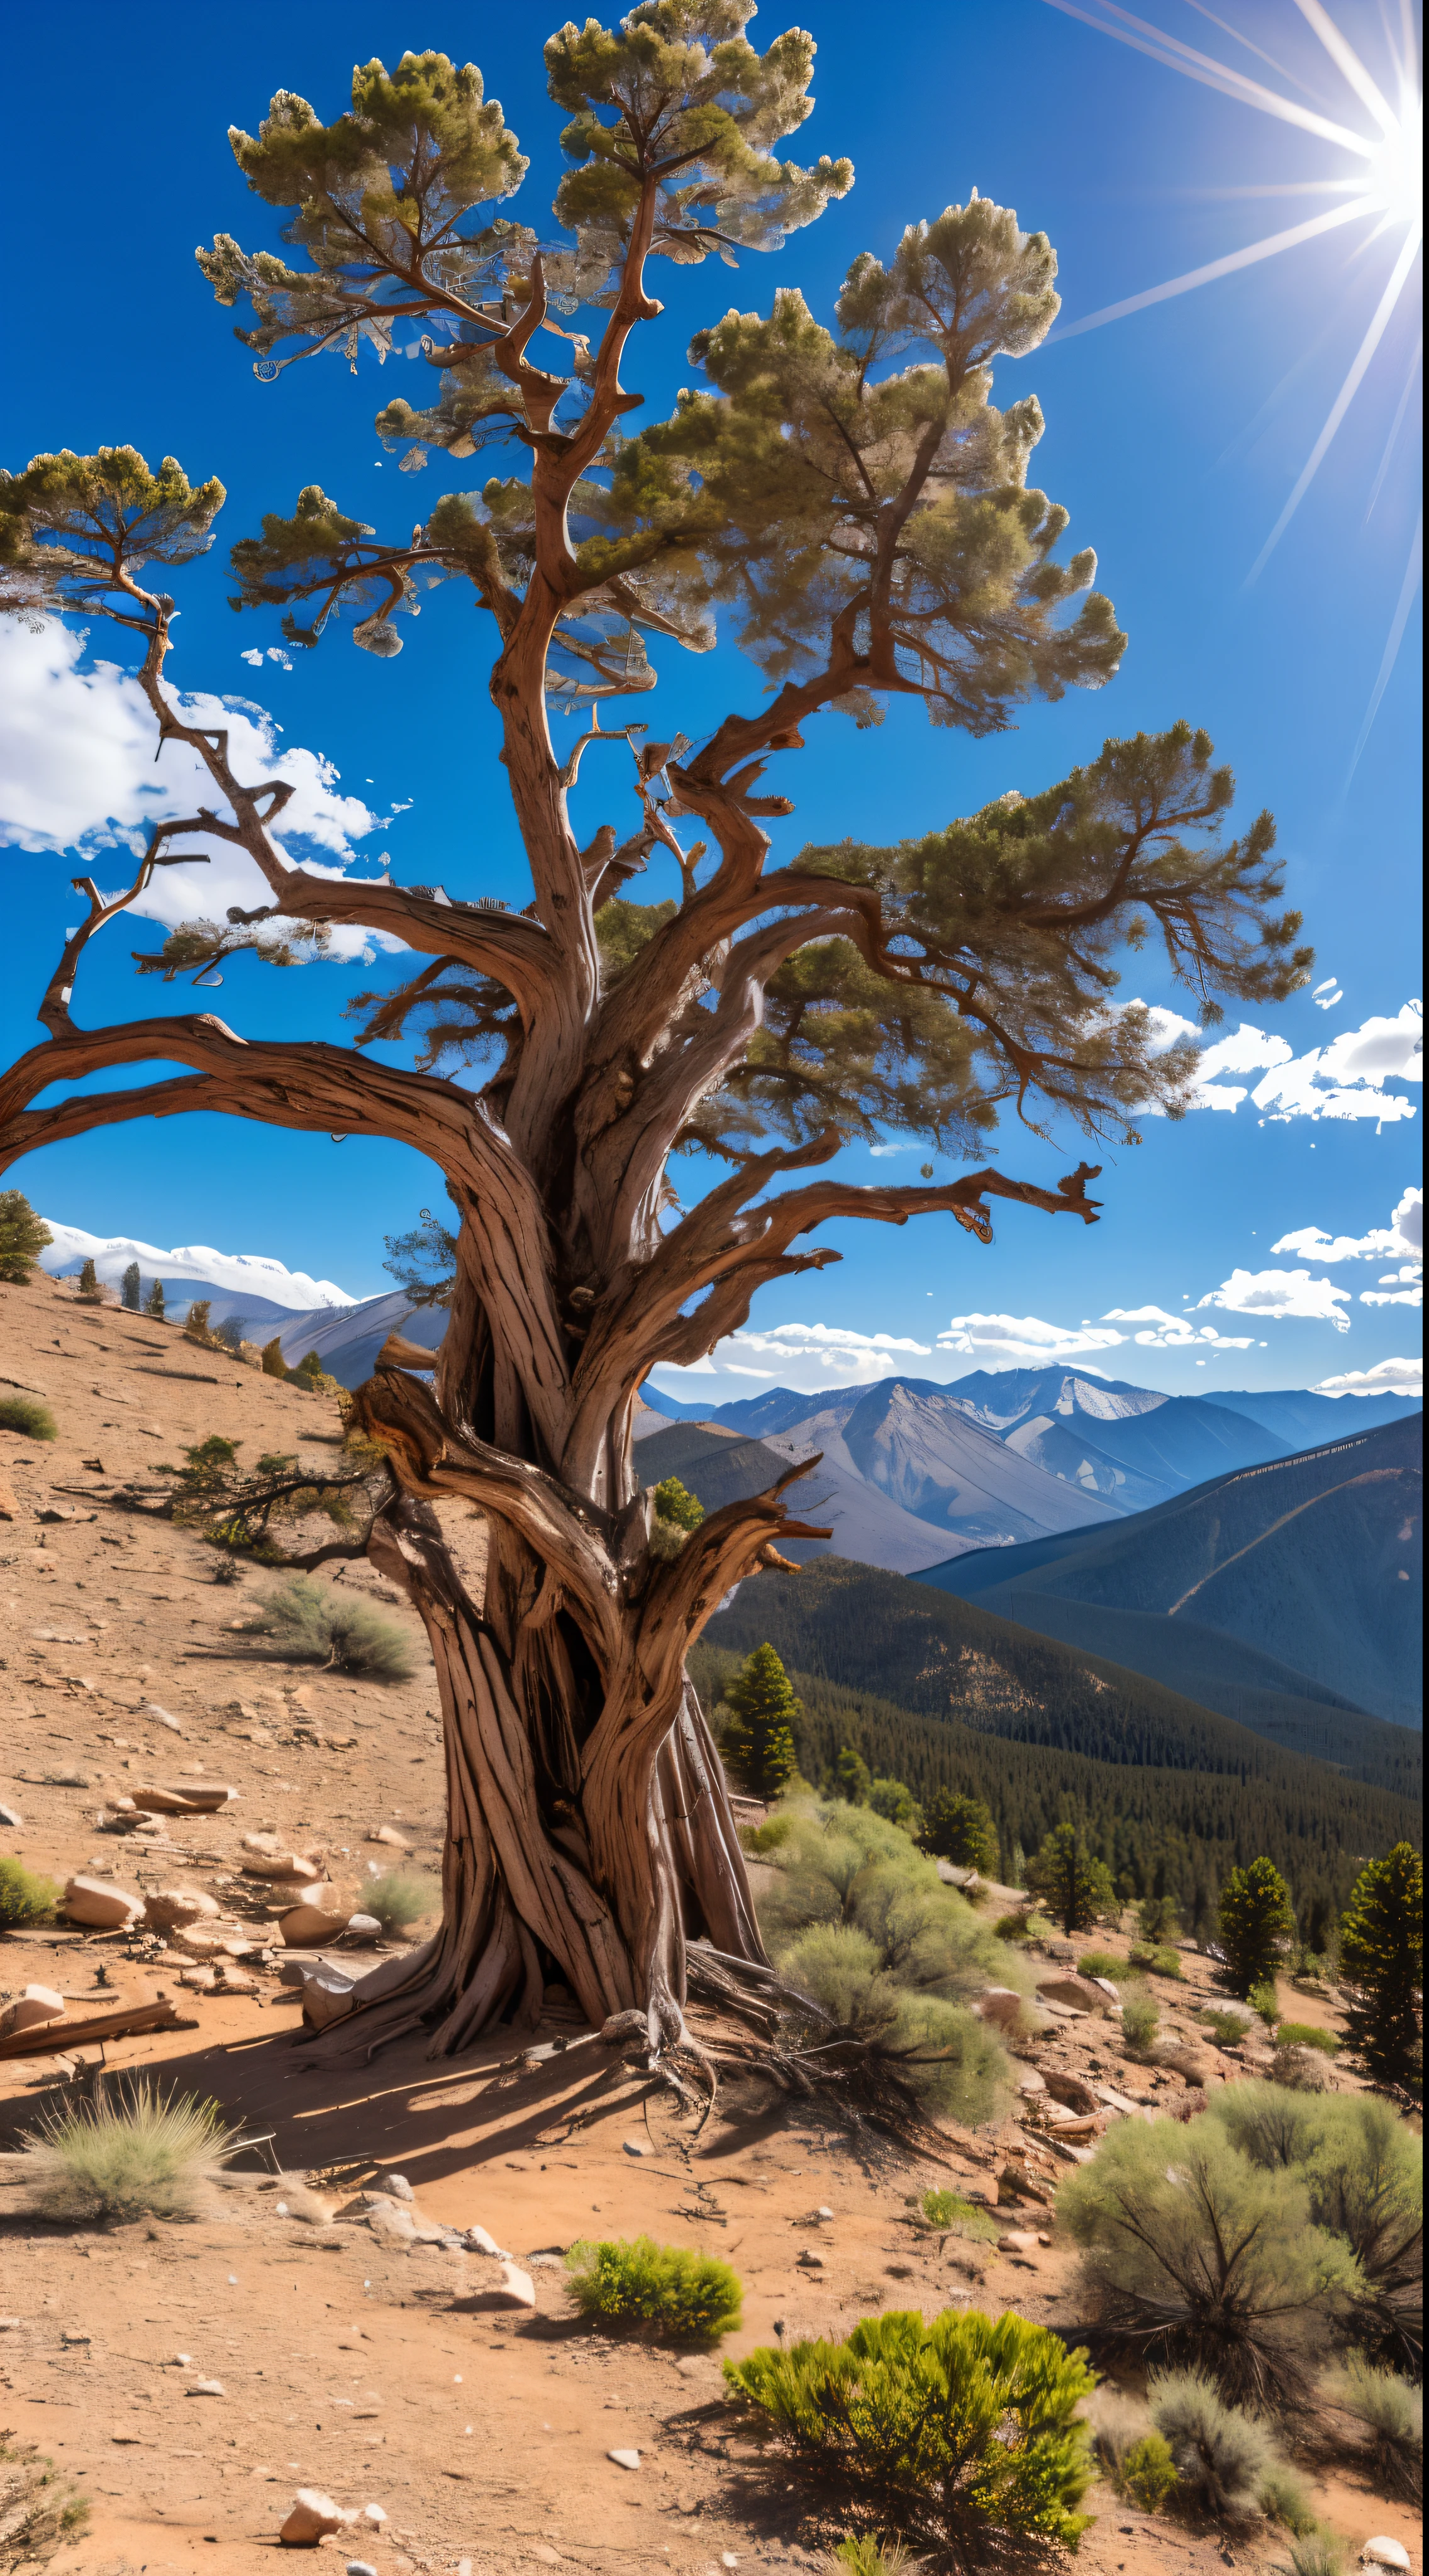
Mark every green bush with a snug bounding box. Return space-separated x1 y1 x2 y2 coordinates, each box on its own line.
1122 2433 1178 2513
1058 2112 1360 2408
564 2235 742 2345
918 1789 998 1876
827 2541 921 2576
1259 2463 1316 2536
1198 2006 1257 2047
1204 2087 1422 2373
242 1574 414 1679
867 1777 921 1835
1279 2541 1345 2576
758 1799 1011 2009
919 2187 999 2244
1077 1951 1123 1983
652 1474 704 1533
725 2307 1095 2562
0 1858 62 1931
0 1393 57 1440
1248 1979 1281 2026
1120 1992 1161 2053
1128 1942 1183 1978
1138 1894 1182 1943
21 2079 236 2223
364 1869 437 1935
1325 2357 1422 2502
776 1923 1006 2126
1148 2371 1279 2522
1275 2023 1338 2057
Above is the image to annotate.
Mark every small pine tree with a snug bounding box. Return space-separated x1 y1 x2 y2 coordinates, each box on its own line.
920 1789 998 1875
0 1189 53 1284
653 1475 705 1533
121 1260 141 1309
1025 1821 1115 1935
76 1256 104 1302
260 1335 288 1378
144 1278 167 1321
214 1316 248 1355
830 1744 872 1806
291 1348 324 1388
184 1297 214 1343
721 1644 799 1802
1337 1841 1423 2096
1217 1857 1296 1998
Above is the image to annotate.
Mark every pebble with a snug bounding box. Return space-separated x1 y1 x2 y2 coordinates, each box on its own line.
622 2138 652 2157
0 1801 24 1831
493 2261 535 2311
188 2379 226 2397
607 2448 640 2471
796 2250 825 2269
816 2205 833 2220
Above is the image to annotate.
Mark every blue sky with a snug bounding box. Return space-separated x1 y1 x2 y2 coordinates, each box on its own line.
1 0 1420 1404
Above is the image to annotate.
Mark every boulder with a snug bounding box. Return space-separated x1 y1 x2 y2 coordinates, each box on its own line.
1360 2546 1411 2572
130 1782 235 1816
62 1874 142 1929
1089 1975 1122 2002
301 1970 357 2033
997 2231 1039 2253
465 2226 509 2258
241 1833 326 1880
279 1901 351 1949
343 1914 382 1945
280 2491 360 2548
143 1886 221 1931
978 1987 1026 2033
0 1985 66 2038
1036 1974 1113 2014
493 2262 535 2311
1041 2069 1101 2116
1016 2069 1048 2097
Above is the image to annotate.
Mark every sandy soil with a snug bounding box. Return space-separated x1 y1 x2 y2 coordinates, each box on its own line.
0 1269 1420 2576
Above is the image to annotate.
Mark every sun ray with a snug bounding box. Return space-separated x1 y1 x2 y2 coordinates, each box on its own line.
1248 219 1424 577
1348 508 1423 776
1181 0 1342 101
1042 0 1377 153
1051 199 1375 342
1293 0 1400 136
1365 335 1422 518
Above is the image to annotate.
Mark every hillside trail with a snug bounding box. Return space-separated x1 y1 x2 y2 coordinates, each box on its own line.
0 1270 1417 2576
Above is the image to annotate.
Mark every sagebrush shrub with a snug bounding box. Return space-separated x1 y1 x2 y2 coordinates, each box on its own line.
1120 1992 1160 2052
919 2188 998 2243
1147 2372 1277 2521
1058 2112 1360 2407
826 2541 922 2575
776 1924 1006 2127
1281 2541 1345 2576
0 1394 57 1440
1274 2023 1338 2056
0 1858 61 1931
1077 1952 1123 1982
759 1801 1013 2008
364 1869 437 1935
21 2079 235 2222
725 2307 1095 2563
243 1574 413 1679
564 2235 742 2345
1128 1943 1183 1978
1325 2357 1421 2501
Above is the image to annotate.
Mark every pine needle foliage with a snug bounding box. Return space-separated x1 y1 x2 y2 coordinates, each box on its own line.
20 2078 236 2223
564 2234 742 2346
1146 2372 1303 2526
1337 1841 1423 2098
724 2307 1096 2567
0 1189 52 1283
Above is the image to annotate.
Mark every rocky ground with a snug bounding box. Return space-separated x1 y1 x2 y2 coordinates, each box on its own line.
0 1268 1420 2576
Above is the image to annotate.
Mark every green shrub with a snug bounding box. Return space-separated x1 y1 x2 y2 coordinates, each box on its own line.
1275 2023 1338 2057
1058 2112 1360 2409
1123 2433 1178 2513
725 2307 1095 2562
242 1574 414 1679
0 1858 62 1931
758 1800 1011 2007
827 2541 921 2576
1259 2463 1316 2535
918 1789 998 1876
1128 1942 1183 1978
652 1474 705 1532
1120 1992 1161 2053
1248 1979 1281 2026
994 1908 1037 1942
776 1924 1006 2126
0 1393 57 1440
1138 1894 1182 1944
1325 2357 1422 2501
1148 2371 1278 2521
21 2079 236 2222
1279 2541 1345 2576
1196 2005 1257 2047
1204 2087 1422 2373
743 1812 796 1855
867 1777 921 1835
1077 1951 1123 1983
564 2235 742 2345
919 2188 999 2244
364 1869 437 1935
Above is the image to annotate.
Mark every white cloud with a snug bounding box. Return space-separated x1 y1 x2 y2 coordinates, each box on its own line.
938 1313 1127 1365
1272 1183 1422 1266
1312 979 1343 1010
1360 1268 1423 1308
0 618 403 963
653 1319 936 1393
36 1218 352 1307
1314 1356 1422 1399
1101 1304 1254 1350
1197 1267 1354 1331
1164 1007 1421 1125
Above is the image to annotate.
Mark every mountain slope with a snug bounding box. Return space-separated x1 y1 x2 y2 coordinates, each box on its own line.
38 1219 352 1311
770 1381 1122 1545
275 1291 446 1386
1209 1386 1423 1444
631 1421 958 1574
918 1414 1423 1729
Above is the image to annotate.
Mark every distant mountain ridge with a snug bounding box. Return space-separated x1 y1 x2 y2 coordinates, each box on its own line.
38 1219 353 1317
917 1413 1423 1731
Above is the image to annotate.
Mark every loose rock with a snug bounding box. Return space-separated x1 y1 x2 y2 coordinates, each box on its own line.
62 1874 142 1929
0 1985 66 2038
1360 2545 1411 2571
143 1886 221 1931
280 2490 359 2547
607 2449 640 2472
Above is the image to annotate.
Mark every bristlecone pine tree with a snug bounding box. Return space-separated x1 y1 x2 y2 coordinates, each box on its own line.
121 1259 142 1309
720 1643 799 1801
1337 1840 1423 2097
0 19 1311 2074
0 1189 52 1284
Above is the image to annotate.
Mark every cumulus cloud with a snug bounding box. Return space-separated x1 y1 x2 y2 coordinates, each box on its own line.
938 1313 1126 1365
1167 1008 1421 1124
1312 976 1343 1011
1100 1305 1254 1350
1197 1267 1354 1331
1361 1268 1423 1309
1273 1184 1422 1267
1314 1355 1422 1399
0 618 402 963
651 1319 937 1393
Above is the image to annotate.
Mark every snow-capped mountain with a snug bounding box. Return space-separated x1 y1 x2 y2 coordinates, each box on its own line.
38 1219 354 1316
